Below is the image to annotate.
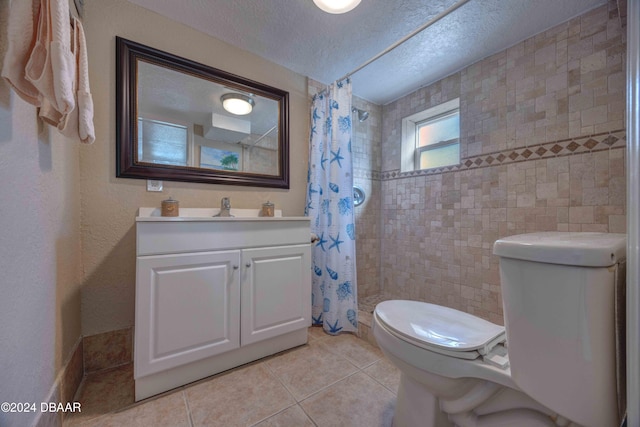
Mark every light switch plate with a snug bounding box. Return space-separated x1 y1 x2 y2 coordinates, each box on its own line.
147 180 163 192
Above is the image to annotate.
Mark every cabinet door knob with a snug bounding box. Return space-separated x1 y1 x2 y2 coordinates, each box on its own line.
233 265 239 270
245 263 251 268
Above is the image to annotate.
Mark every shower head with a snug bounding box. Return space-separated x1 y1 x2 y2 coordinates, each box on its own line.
351 107 369 122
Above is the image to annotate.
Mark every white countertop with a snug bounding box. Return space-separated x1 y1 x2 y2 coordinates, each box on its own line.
136 207 309 222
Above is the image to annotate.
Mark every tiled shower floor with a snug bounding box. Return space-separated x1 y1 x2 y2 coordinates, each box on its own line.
356 294 396 348
358 294 395 314
65 327 400 427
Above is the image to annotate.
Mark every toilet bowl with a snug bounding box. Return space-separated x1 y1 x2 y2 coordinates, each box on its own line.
373 301 559 427
373 232 626 427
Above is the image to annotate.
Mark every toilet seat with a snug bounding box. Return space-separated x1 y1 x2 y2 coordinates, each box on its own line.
374 300 506 360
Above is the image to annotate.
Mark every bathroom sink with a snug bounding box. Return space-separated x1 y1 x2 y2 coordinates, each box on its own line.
137 207 292 220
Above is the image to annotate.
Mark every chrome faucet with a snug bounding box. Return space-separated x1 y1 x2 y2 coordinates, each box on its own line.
215 197 233 217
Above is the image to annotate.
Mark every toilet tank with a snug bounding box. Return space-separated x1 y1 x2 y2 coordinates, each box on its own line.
493 232 626 427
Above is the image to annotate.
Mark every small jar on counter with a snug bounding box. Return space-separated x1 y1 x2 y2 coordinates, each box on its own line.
261 201 275 217
161 197 179 217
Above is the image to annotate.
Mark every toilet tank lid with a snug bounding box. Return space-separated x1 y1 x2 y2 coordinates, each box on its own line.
493 232 626 267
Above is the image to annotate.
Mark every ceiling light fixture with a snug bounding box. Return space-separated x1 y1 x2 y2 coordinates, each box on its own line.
221 93 255 115
313 0 361 14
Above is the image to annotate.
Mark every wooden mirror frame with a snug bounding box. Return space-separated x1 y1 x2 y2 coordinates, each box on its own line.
116 37 290 188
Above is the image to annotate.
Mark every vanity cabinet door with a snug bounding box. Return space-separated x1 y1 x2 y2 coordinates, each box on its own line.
135 250 241 377
241 244 311 346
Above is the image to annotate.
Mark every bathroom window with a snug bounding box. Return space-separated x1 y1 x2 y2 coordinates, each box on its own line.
137 117 191 166
401 98 460 172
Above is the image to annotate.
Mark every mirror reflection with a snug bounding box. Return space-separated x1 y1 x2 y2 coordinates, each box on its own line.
137 60 279 175
116 37 290 188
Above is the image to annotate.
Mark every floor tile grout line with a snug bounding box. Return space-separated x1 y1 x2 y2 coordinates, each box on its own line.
65 364 140 424
296 368 363 404
355 356 383 370
312 335 384 369
314 337 384 369
267 337 363 403
258 360 309 423
182 390 195 427
247 402 300 427
66 328 396 426
268 342 386 405
70 373 191 426
298 402 320 427
262 358 302 404
360 366 399 396
181 362 298 427
297 367 396 426
64 411 109 426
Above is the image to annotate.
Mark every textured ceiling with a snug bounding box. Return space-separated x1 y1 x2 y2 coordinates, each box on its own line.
126 0 607 104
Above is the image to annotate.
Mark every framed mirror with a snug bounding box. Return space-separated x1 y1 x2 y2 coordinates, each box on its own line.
116 37 290 188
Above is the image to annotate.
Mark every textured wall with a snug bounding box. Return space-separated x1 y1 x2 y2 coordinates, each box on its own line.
80 0 309 335
379 2 626 324
0 2 83 425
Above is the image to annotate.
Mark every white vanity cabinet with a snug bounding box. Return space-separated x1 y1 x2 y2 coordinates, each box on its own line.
134 208 311 401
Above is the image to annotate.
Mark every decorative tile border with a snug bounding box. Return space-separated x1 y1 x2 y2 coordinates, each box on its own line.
353 168 383 180
379 130 626 180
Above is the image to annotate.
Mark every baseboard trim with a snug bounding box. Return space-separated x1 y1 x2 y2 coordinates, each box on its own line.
33 336 84 427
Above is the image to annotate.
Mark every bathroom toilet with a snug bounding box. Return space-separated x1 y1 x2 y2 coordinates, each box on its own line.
373 232 626 427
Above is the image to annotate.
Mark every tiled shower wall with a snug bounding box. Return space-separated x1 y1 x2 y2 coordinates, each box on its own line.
379 1 626 324
307 1 626 321
351 97 382 299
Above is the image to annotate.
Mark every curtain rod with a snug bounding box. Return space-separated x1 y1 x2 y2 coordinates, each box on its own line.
335 0 472 83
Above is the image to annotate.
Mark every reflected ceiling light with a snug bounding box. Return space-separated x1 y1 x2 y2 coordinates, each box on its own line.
313 0 361 14
221 93 255 115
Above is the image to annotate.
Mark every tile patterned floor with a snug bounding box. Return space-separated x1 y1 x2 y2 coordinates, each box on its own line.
65 327 400 427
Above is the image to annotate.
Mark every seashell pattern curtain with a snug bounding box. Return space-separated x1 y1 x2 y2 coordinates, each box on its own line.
305 80 358 334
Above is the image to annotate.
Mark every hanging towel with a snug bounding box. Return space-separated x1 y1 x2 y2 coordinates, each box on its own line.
75 19 94 144
25 0 75 121
56 17 78 135
59 18 94 144
1 0 41 105
26 0 61 125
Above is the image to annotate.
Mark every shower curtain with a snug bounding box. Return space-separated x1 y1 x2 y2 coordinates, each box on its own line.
305 80 358 335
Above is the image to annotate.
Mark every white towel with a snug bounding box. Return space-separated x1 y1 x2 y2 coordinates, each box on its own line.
57 17 78 135
59 18 94 144
25 0 75 120
1 0 41 105
75 19 94 144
